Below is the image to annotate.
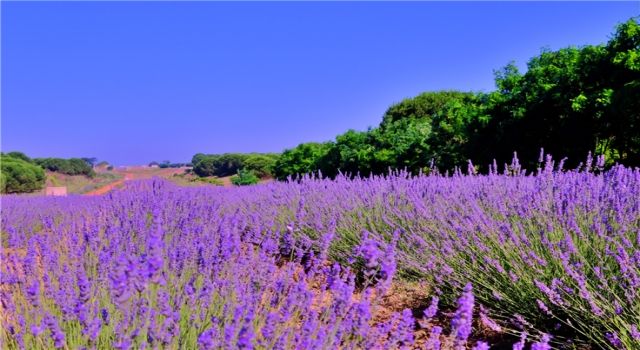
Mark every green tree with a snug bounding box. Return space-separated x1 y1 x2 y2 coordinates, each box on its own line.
243 154 278 178
602 18 640 164
192 156 219 177
34 158 95 177
1 155 46 193
273 143 332 180
5 151 33 163
196 17 640 178
473 17 640 169
378 91 483 171
230 169 259 186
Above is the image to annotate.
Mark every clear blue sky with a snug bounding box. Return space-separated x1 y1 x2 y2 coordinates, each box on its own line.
2 2 637 165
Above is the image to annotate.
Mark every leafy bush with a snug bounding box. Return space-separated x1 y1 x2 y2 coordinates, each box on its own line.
192 153 279 178
230 169 259 186
0 155 46 193
242 154 278 178
272 142 333 180
34 157 95 177
4 151 32 163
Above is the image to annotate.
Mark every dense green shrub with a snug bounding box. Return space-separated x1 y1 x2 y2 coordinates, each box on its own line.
5 151 32 163
242 154 278 178
34 158 95 177
230 169 259 186
192 153 279 178
1 155 46 193
272 142 333 180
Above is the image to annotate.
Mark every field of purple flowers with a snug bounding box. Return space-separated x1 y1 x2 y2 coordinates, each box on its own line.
1 154 639 349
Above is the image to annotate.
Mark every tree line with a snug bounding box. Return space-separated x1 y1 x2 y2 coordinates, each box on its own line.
266 18 639 180
1 152 97 194
191 153 280 179
148 161 192 169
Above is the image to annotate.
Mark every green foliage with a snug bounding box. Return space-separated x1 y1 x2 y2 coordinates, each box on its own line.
192 154 246 177
472 17 640 169
230 169 259 186
272 143 332 180
243 154 278 178
271 17 640 178
34 158 95 177
1 155 46 193
149 161 189 168
377 91 485 172
5 151 33 163
193 153 280 178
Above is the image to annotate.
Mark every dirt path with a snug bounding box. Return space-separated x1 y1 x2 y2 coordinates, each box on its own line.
84 167 190 195
85 173 133 195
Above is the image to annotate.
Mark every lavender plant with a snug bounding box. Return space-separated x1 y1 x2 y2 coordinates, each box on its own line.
1 152 639 349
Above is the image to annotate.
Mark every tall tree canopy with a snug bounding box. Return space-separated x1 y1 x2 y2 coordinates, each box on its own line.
1 154 46 194
268 17 639 179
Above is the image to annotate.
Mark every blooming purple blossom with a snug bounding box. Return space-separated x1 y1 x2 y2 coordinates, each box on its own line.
44 313 65 349
472 341 490 350
425 326 442 350
451 283 475 347
531 333 551 350
631 324 640 341
512 332 527 350
423 296 439 319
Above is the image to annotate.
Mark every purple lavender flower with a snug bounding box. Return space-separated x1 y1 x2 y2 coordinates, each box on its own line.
472 341 490 350
531 333 551 350
631 324 640 341
84 315 102 342
606 332 623 348
113 339 132 350
423 296 439 319
30 320 45 337
77 268 91 304
260 312 278 344
536 299 552 315
355 231 381 279
512 332 527 350
198 328 217 350
479 305 502 332
237 325 255 349
110 254 133 305
398 309 415 348
101 308 110 325
25 280 40 308
425 326 442 350
451 283 474 347
44 313 66 349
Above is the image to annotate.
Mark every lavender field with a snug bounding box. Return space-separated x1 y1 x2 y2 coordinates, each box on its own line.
1 155 639 349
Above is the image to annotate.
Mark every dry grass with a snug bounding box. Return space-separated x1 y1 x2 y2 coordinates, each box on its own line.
43 171 123 194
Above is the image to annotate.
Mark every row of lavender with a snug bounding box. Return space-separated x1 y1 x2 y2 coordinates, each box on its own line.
2 154 639 348
1 179 498 350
